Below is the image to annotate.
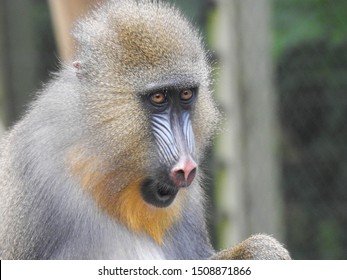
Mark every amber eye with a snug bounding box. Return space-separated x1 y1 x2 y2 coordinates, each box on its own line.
150 92 166 104
180 89 193 101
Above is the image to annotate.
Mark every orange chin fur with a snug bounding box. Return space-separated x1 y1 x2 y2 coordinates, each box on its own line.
69 153 185 245
113 182 186 245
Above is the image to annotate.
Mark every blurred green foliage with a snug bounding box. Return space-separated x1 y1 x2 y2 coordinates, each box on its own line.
273 0 347 259
273 0 347 58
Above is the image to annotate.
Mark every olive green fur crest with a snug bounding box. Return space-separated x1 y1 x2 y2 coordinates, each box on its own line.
72 0 219 162
73 0 210 93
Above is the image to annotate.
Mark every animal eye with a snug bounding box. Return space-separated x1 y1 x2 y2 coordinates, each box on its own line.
180 89 193 102
150 92 167 105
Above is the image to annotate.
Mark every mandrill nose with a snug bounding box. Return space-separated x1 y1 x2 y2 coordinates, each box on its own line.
170 158 197 188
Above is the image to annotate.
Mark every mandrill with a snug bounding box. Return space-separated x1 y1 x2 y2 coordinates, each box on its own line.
0 0 290 260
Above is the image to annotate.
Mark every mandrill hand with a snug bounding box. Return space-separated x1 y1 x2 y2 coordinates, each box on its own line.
210 234 291 260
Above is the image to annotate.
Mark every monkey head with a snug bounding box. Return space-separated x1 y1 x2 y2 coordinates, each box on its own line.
68 0 219 244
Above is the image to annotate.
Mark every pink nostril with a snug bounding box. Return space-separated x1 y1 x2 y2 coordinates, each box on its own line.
171 159 197 188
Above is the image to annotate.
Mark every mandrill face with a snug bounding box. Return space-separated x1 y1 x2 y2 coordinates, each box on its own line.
69 0 219 244
139 84 199 208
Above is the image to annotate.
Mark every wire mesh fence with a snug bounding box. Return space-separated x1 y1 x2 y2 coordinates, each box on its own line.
274 0 347 259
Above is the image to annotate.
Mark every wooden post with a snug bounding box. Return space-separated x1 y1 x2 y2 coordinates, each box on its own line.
214 0 285 248
48 0 103 62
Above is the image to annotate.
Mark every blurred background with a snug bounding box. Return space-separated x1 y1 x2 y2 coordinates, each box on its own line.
0 0 346 259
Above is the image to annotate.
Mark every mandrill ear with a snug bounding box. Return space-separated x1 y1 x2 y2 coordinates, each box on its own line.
72 60 83 79
210 234 291 260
